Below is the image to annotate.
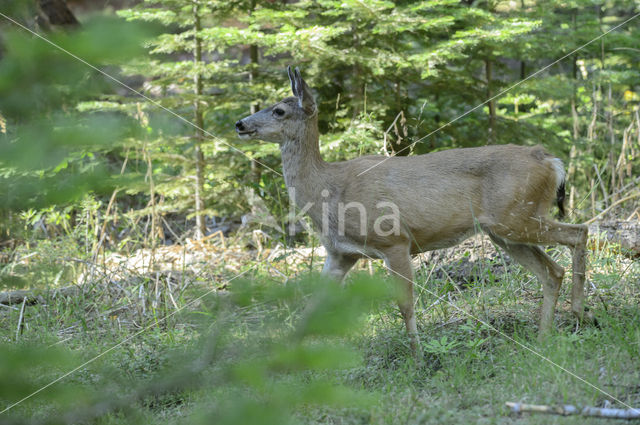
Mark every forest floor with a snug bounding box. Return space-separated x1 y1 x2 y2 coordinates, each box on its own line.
0 230 639 424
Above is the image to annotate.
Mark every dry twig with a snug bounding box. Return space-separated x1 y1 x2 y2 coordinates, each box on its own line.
507 402 640 419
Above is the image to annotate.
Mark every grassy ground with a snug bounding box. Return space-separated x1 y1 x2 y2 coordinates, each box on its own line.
0 233 639 424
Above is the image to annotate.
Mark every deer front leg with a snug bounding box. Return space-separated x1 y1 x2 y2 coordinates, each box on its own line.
384 246 420 355
321 251 358 283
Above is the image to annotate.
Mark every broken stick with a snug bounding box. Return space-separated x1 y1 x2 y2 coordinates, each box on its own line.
506 402 640 419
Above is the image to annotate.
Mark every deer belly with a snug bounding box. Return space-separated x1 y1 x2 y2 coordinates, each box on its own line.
410 229 475 252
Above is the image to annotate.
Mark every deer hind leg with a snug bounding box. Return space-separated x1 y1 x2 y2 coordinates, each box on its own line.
383 246 419 354
569 228 588 319
322 252 358 283
488 234 565 334
485 218 588 320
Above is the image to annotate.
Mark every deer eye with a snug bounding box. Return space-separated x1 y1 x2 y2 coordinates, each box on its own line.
273 108 285 117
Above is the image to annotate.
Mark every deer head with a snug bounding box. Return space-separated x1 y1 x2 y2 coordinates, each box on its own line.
235 67 317 144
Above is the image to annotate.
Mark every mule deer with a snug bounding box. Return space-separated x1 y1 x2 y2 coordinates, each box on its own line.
236 67 588 348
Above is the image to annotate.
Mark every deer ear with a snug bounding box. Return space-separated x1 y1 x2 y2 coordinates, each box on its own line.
287 66 299 98
293 67 316 115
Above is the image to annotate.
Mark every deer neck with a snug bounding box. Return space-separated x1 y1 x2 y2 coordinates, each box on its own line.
280 118 328 207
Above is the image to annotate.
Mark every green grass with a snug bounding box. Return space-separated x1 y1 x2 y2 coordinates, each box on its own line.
0 236 639 424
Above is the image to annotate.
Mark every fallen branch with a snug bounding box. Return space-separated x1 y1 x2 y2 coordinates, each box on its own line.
506 402 640 419
0 286 78 306
0 290 43 306
585 192 640 225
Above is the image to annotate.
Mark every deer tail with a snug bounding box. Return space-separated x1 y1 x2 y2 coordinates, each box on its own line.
549 157 566 220
556 180 566 219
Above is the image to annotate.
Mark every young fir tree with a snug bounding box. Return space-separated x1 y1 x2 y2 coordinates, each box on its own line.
255 0 538 155
495 0 640 215
102 0 298 236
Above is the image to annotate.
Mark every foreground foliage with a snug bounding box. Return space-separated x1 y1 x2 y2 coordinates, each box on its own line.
0 235 638 424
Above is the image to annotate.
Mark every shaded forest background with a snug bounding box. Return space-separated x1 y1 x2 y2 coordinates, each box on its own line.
1 0 639 259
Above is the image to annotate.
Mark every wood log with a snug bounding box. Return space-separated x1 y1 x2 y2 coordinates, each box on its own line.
589 220 640 257
0 290 43 306
0 286 78 306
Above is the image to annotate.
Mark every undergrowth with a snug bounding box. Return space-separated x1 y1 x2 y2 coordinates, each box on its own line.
0 231 638 424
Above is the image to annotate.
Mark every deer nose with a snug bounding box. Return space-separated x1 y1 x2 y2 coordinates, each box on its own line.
235 120 245 132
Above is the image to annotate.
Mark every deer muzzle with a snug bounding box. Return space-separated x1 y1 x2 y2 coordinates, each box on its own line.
235 120 256 138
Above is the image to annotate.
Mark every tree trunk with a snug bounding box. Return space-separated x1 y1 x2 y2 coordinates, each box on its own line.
249 43 261 187
607 83 617 202
248 0 262 213
568 9 579 212
37 0 79 28
485 59 495 144
587 83 598 217
193 2 206 239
